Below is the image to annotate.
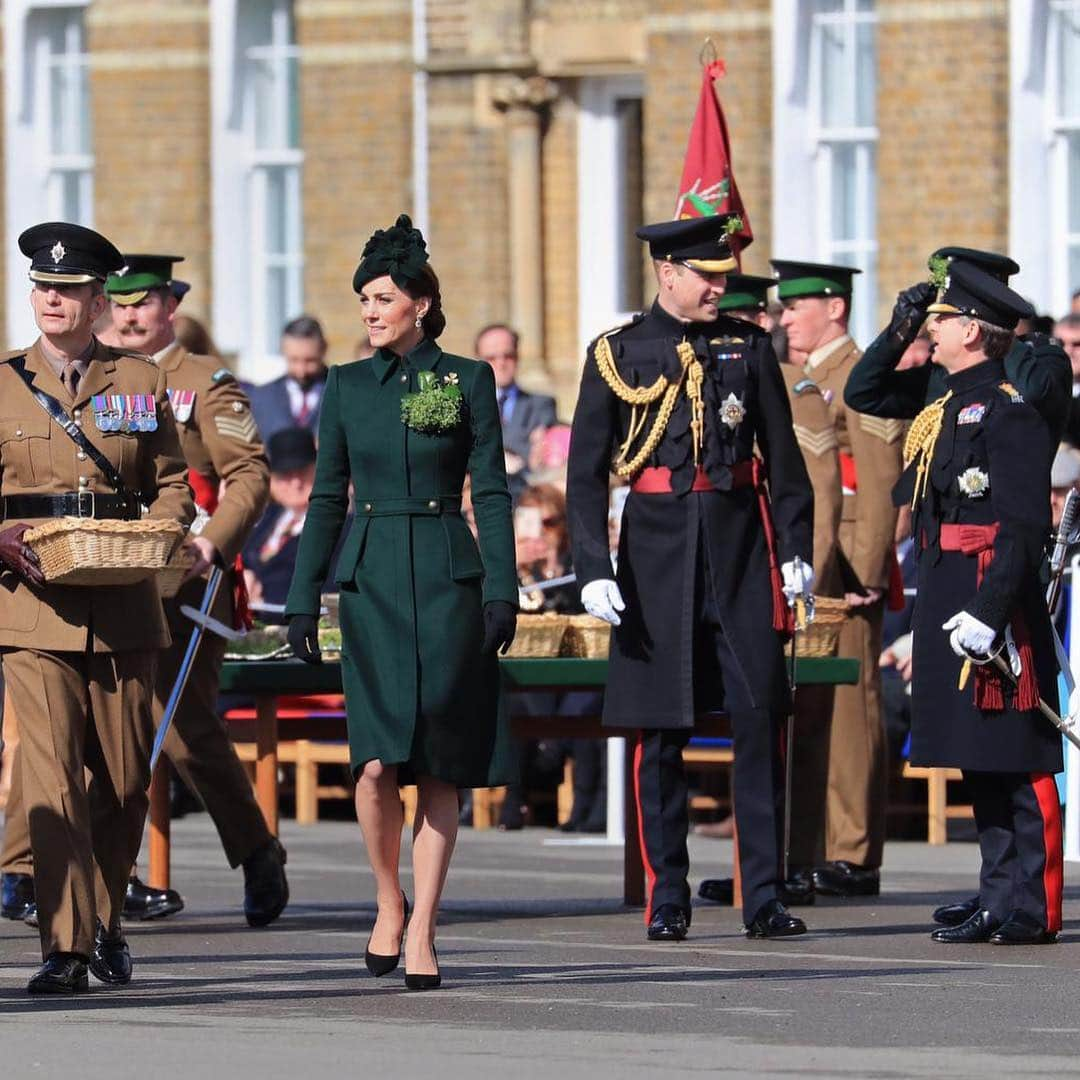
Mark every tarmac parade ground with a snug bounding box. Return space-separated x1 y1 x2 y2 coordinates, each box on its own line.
3 815 1080 1078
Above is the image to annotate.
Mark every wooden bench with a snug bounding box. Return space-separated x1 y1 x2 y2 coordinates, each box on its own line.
901 763 973 844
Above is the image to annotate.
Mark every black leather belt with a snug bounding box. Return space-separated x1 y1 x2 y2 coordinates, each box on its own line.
1 492 141 521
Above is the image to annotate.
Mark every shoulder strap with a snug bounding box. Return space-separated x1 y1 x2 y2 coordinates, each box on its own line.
9 354 138 502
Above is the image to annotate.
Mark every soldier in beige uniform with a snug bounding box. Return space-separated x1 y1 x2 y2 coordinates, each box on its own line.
106 254 286 925
0 223 194 993
773 260 902 898
697 274 843 907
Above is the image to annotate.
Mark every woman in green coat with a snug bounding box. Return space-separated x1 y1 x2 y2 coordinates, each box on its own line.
285 215 518 989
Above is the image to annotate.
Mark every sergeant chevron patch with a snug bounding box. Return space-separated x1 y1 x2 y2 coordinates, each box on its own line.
859 414 905 444
214 412 258 441
793 424 839 457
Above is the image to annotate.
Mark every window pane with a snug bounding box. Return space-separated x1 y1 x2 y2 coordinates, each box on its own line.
265 167 287 254
265 267 288 356
615 97 644 312
1070 244 1080 300
855 21 877 127
1070 132 1080 233
819 23 850 129
1059 8 1080 119
830 143 857 242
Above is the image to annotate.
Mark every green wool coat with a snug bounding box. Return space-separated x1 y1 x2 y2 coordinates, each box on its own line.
284 338 518 786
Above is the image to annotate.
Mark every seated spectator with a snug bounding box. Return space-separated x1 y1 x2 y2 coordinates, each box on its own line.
527 424 572 489
243 428 348 606
249 315 330 441
475 323 557 500
516 484 576 612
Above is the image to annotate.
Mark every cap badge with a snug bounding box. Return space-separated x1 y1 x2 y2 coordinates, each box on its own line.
51 241 66 264
719 392 746 430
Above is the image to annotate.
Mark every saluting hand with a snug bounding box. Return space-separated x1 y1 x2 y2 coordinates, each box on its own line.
0 523 46 588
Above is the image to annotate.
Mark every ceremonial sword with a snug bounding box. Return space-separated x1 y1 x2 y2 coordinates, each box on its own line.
782 557 814 882
149 565 243 769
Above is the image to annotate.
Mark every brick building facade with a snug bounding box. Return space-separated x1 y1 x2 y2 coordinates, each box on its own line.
1 0 1076 413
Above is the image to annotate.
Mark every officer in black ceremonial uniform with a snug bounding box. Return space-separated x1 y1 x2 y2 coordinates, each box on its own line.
567 214 815 940
844 247 1071 443
899 262 1063 945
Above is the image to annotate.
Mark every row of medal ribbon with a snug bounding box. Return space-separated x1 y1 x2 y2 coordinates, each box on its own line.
90 393 158 433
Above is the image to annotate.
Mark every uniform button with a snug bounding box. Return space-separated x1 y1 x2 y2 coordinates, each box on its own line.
364 503 373 512
78 476 89 487
15 428 22 437
401 374 408 383
77 451 87 461
72 409 81 419
428 500 438 510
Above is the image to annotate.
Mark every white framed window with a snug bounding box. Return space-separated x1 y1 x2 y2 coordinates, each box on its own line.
773 0 878 346
576 77 645 355
212 0 303 380
4 0 94 345
1050 0 1080 312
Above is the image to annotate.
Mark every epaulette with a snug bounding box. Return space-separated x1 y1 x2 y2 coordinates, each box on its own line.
998 381 1024 403
589 312 645 351
792 377 821 396
0 348 27 364
211 366 236 385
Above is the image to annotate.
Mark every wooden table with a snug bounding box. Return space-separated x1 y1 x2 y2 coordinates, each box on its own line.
148 656 859 906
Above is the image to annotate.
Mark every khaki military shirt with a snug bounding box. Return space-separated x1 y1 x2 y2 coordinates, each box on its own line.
804 337 903 590
781 363 843 596
0 337 194 651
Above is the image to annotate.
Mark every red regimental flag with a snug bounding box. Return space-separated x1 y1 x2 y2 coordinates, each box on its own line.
675 59 753 262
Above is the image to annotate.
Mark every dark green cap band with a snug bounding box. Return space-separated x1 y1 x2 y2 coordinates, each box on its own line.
716 291 764 312
776 275 851 299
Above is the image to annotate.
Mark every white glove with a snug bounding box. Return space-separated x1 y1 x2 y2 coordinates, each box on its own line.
942 611 995 658
781 559 815 604
581 579 626 627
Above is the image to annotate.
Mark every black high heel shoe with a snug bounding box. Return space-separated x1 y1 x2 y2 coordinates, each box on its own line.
364 892 410 977
405 943 441 991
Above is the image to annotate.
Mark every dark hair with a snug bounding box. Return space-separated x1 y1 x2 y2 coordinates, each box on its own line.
402 264 446 340
474 322 520 354
1029 314 1056 335
281 314 327 345
174 314 221 357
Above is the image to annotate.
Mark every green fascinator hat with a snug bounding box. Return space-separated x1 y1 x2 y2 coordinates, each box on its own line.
352 213 430 293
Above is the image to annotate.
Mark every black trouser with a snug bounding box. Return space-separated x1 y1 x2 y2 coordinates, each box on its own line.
634 569 786 926
966 770 1063 931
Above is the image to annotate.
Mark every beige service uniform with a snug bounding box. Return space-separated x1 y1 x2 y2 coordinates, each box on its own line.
0 338 193 959
780 364 844 870
1 345 271 876
805 335 903 869
154 343 270 866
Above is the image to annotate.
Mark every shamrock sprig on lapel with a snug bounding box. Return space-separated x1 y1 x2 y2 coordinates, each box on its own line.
400 370 463 434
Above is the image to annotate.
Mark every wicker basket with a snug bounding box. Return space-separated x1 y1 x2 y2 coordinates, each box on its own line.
798 596 850 657
504 612 570 658
157 545 197 599
25 517 184 587
561 614 612 659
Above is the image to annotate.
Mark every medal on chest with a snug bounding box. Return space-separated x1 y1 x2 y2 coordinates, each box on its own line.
719 392 746 430
167 388 196 424
957 467 990 498
92 393 156 432
957 403 986 425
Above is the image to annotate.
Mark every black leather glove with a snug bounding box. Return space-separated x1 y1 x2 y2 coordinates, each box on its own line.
888 281 936 343
0 523 45 588
481 601 517 656
287 614 322 665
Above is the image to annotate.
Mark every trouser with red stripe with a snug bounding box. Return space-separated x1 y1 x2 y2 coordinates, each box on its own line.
965 770 1063 932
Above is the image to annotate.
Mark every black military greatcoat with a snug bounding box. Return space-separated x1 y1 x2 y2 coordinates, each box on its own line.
900 358 1062 774
568 301 814 729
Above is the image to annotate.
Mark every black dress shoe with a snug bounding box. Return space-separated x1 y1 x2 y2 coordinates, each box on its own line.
123 875 185 921
646 903 689 941
89 921 132 985
781 869 816 907
24 903 38 928
27 953 89 995
698 878 734 905
243 838 289 927
932 895 980 927
745 898 807 939
812 861 880 897
365 893 410 977
988 910 1058 945
930 908 1001 943
405 944 441 991
2 872 34 920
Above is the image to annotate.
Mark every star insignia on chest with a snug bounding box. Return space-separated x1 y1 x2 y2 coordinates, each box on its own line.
51 241 65 264
957 467 990 498
719 392 746 430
